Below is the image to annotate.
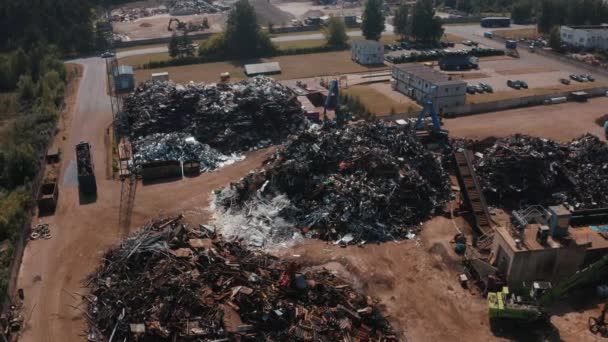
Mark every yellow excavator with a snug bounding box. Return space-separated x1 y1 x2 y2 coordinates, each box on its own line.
488 254 608 322
167 18 209 33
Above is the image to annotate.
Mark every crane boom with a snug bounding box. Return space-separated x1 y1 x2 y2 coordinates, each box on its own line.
538 254 608 306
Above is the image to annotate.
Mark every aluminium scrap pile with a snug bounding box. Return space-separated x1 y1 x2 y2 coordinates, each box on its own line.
132 132 243 172
123 77 307 171
215 121 451 245
85 216 398 341
466 134 608 209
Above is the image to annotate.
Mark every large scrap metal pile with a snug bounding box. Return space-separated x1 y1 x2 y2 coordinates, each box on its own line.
466 134 608 209
123 77 307 171
85 216 397 341
167 0 228 15
215 122 451 245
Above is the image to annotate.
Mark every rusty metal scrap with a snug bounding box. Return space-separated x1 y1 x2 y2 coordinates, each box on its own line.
84 216 398 341
123 76 308 156
463 134 608 209
216 121 452 244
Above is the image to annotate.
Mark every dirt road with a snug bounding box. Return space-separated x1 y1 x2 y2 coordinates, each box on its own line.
15 57 275 341
280 216 502 342
444 97 608 142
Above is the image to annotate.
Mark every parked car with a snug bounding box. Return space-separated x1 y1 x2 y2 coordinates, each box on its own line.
559 78 571 85
519 80 528 89
466 85 477 94
479 83 494 93
585 74 595 82
462 40 473 46
473 84 484 93
570 74 582 82
101 51 115 58
507 80 521 89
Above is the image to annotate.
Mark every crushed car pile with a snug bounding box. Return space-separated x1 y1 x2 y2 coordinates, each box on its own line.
464 134 608 210
85 216 398 341
122 76 307 172
214 121 452 246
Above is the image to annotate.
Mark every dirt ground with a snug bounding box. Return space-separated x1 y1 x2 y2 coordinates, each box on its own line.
274 1 363 19
278 216 501 342
344 82 421 116
445 97 608 142
134 51 388 84
16 46 608 342
113 13 225 40
466 82 607 104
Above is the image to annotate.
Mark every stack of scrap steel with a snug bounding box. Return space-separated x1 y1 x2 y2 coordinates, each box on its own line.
465 134 608 209
132 132 242 172
215 121 451 245
167 0 227 15
84 216 398 341
124 76 307 155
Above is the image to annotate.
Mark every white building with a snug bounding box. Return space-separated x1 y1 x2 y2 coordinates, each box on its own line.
560 25 608 50
351 40 384 65
392 64 467 113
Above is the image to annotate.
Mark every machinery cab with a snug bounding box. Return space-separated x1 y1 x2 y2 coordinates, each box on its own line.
414 86 449 149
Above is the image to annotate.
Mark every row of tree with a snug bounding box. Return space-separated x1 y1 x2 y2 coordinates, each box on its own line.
0 0 100 55
393 0 445 42
0 44 67 265
196 0 276 59
537 0 608 33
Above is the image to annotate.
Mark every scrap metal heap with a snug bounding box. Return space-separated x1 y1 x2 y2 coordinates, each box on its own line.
132 132 242 172
464 134 608 209
167 0 228 15
123 77 307 171
84 216 398 341
215 121 452 245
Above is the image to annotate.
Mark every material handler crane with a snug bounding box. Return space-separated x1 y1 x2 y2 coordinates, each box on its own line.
488 254 608 322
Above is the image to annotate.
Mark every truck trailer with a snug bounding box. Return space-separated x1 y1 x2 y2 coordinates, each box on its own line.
76 142 97 196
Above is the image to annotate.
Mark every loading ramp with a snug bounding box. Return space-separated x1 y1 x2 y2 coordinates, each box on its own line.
455 149 493 238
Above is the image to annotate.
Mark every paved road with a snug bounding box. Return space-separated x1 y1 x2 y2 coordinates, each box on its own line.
17 57 121 341
117 23 396 58
15 55 276 341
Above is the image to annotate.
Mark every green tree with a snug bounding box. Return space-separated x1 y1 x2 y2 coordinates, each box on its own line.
324 16 348 47
180 31 195 57
456 0 473 13
362 0 385 41
224 0 275 58
16 75 35 106
199 32 228 57
411 0 444 42
169 32 180 58
393 2 409 40
549 26 562 51
511 0 533 24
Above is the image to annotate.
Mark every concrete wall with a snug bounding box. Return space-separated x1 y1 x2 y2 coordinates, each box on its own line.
492 227 587 285
442 16 482 24
451 86 608 116
270 25 319 34
509 244 586 284
115 32 213 48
